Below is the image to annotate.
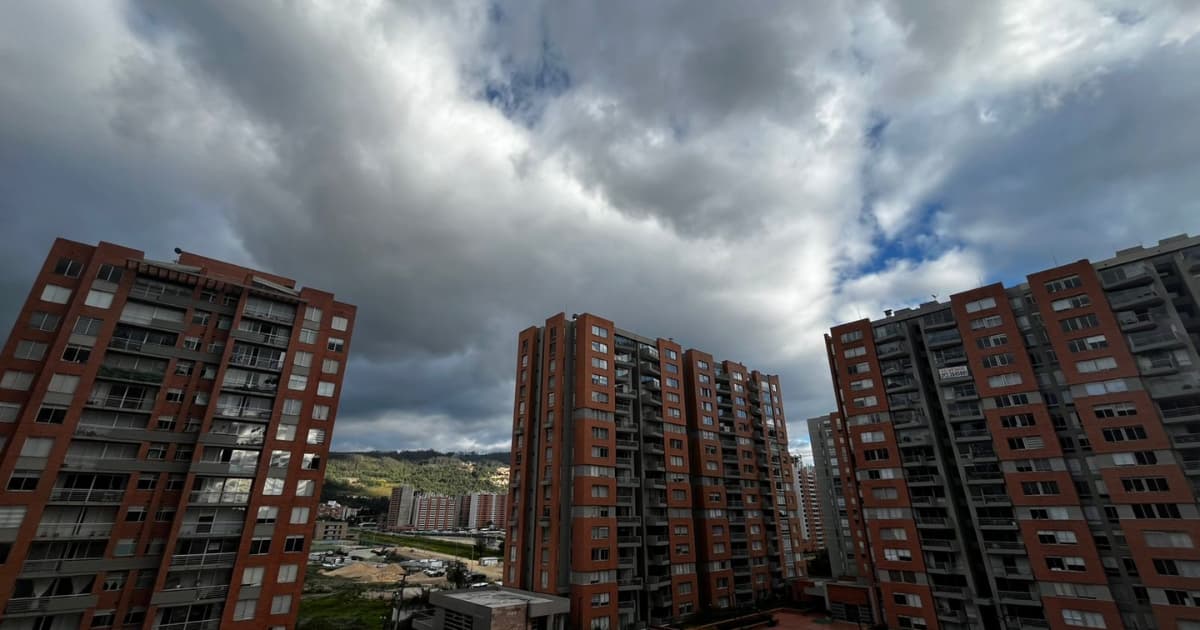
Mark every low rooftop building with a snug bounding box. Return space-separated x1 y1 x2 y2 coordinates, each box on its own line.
412 586 569 630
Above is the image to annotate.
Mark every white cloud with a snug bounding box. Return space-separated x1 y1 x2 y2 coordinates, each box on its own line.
0 0 1196 453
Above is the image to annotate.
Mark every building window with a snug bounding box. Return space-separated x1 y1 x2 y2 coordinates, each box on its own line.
296 480 315 496
307 429 326 445
278 564 299 583
249 538 271 555
85 289 115 309
40 284 72 304
305 306 323 324
328 337 345 352
300 328 318 344
284 536 305 552
233 600 257 621
322 359 339 374
331 316 349 331
242 567 265 586
317 381 336 397
293 351 313 367
0 371 34 391
291 507 310 524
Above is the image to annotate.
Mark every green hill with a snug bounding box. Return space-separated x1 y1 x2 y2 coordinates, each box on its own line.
324 450 511 498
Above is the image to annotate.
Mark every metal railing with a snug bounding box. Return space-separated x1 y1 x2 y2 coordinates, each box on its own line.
169 552 237 568
5 593 94 614
108 336 175 353
34 522 114 539
178 522 244 536
49 488 125 503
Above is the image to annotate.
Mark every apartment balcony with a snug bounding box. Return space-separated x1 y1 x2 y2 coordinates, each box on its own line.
996 589 1038 604
936 609 968 624
982 540 1025 554
615 384 635 399
643 442 665 455
976 517 1017 529
925 561 962 573
1129 328 1187 352
616 439 639 450
1147 374 1200 400
1162 404 1200 423
33 522 113 540
230 328 290 349
1118 311 1157 332
241 305 295 325
919 539 959 552
1099 262 1155 289
876 342 907 359
177 522 244 537
923 311 957 330
909 495 947 507
213 405 272 421
228 353 283 371
188 491 250 506
96 364 166 385
48 488 125 504
150 586 231 606
953 428 990 441
617 475 639 487
641 361 661 377
972 495 1012 506
915 516 949 528
73 422 158 443
902 455 936 467
925 329 962 349
618 536 643 547
5 594 98 616
156 620 222 630
169 552 237 568
646 535 670 546
617 577 643 590
907 474 943 486
85 394 155 413
107 336 178 358
1107 286 1163 309
930 584 968 598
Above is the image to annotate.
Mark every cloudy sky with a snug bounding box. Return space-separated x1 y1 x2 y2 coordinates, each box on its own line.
2 1 1199 462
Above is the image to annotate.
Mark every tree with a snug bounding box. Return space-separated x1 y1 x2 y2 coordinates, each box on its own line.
447 561 469 589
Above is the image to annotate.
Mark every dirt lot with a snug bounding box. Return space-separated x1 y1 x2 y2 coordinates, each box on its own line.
320 544 503 585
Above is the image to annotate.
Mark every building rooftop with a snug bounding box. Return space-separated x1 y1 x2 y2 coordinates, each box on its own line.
440 588 556 609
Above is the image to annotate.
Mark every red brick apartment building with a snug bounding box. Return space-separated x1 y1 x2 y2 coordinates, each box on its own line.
822 233 1200 630
504 313 803 629
0 239 354 630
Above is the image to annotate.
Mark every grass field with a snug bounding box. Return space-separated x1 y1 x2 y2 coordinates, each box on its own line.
356 531 477 558
299 568 393 630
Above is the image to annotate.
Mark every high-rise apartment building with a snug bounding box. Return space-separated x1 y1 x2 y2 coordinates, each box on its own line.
412 495 460 531
505 313 802 629
793 460 824 554
0 239 355 630
460 493 507 530
802 413 876 624
388 485 417 530
824 234 1200 630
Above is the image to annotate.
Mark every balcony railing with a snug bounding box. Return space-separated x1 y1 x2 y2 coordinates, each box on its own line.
85 395 153 412
49 488 125 503
169 552 237 568
155 620 222 630
34 522 114 539
5 593 95 614
97 365 165 383
228 353 284 371
108 336 175 354
161 585 231 601
178 522 245 536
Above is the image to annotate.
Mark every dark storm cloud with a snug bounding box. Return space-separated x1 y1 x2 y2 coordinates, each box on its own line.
1 1 1198 457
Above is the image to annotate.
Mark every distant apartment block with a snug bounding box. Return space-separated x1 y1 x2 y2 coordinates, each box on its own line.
793 459 823 555
388 485 417 530
413 495 460 531
823 234 1200 630
505 313 803 629
317 499 359 521
0 238 355 630
460 493 507 530
314 520 349 542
